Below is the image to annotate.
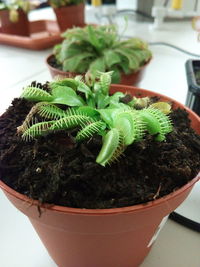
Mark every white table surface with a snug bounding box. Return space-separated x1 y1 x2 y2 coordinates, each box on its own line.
0 6 200 267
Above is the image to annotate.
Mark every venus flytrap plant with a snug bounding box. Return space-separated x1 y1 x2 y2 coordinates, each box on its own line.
18 72 173 166
53 24 152 83
0 0 33 22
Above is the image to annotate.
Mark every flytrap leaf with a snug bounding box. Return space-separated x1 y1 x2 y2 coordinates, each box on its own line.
37 103 66 120
113 111 145 145
21 87 53 102
50 78 78 91
22 121 55 141
99 71 113 95
103 50 121 68
77 106 99 117
59 41 83 62
50 114 94 131
140 107 173 141
96 128 125 166
51 86 85 106
89 57 106 76
76 121 106 142
87 25 102 51
63 52 93 72
75 77 93 99
115 47 140 70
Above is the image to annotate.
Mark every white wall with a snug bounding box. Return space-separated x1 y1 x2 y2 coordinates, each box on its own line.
116 0 137 10
117 0 200 13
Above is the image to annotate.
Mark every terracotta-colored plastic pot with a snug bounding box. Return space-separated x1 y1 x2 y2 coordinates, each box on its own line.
46 54 150 85
53 3 85 32
0 85 200 267
0 20 62 50
0 9 29 36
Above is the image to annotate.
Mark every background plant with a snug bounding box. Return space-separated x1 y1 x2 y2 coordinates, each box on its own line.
53 24 152 83
18 72 172 166
48 0 84 8
0 0 33 22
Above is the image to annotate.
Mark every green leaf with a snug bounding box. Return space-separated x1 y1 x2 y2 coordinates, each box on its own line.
140 108 172 141
108 102 131 109
22 121 55 141
38 103 66 119
63 52 93 72
50 114 93 131
93 82 101 93
53 44 61 56
87 25 102 51
21 87 53 102
119 60 131 75
118 38 148 50
110 67 121 84
96 128 123 166
89 57 106 76
103 50 121 68
50 78 78 91
76 81 92 98
96 92 110 109
115 48 140 70
87 95 96 108
77 106 99 117
113 113 133 145
76 121 106 141
77 85 90 98
99 71 113 95
131 50 148 64
51 86 85 106
59 41 82 62
113 112 144 145
75 59 91 73
97 108 121 127
109 92 125 103
140 109 160 135
75 75 94 96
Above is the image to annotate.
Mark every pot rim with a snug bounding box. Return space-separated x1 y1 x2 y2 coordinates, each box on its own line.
1 175 199 215
46 54 152 77
46 54 81 76
0 85 200 216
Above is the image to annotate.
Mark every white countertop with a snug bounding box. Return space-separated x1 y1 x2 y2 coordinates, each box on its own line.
0 6 200 267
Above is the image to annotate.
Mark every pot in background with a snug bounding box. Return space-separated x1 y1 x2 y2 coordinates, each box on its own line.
0 9 30 36
0 85 200 267
53 3 85 32
46 54 150 85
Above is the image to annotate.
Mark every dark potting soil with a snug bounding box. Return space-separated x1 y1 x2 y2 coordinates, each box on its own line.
0 96 200 209
48 55 63 71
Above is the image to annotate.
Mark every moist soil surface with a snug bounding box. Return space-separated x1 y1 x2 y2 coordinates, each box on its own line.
0 96 200 209
48 55 63 71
